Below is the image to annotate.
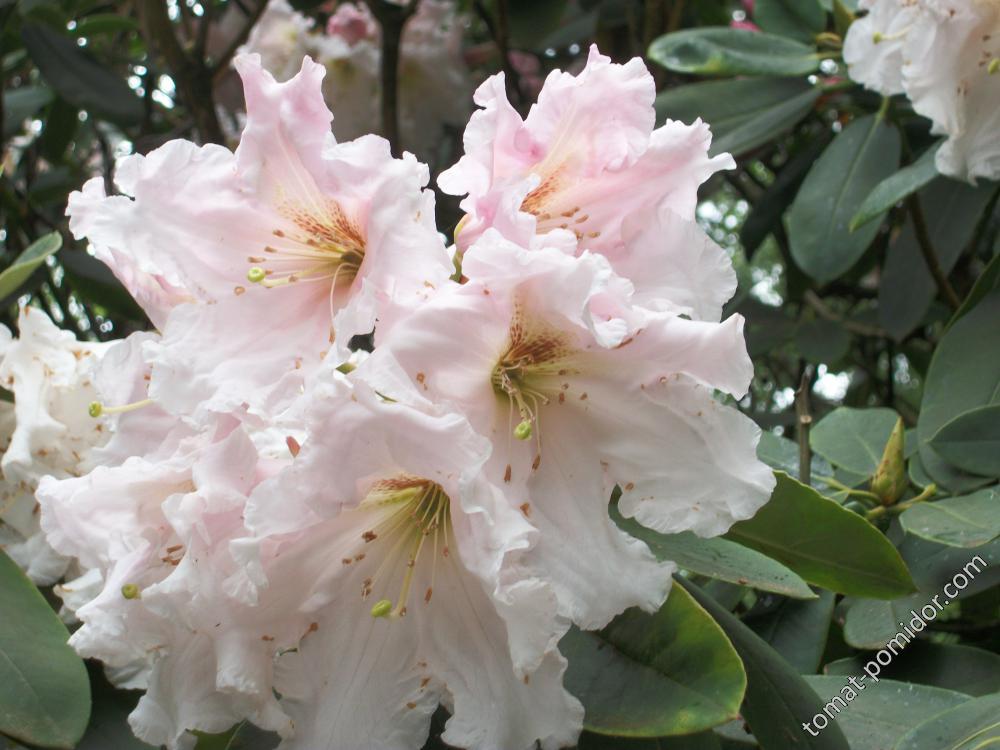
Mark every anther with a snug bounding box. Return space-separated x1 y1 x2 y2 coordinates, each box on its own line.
371 599 393 618
121 583 140 599
247 266 267 283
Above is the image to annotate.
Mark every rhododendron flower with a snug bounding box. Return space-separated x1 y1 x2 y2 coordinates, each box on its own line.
0 307 110 583
38 408 298 747
236 375 583 749
68 54 451 419
364 232 775 628
240 0 315 82
844 0 1000 181
439 46 733 267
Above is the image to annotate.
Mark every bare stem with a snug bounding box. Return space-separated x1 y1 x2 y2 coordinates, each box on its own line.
366 0 416 156
795 369 813 486
906 193 961 311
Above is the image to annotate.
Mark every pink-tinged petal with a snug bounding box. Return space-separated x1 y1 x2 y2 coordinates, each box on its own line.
67 179 192 328
589 373 774 538
615 207 737 322
518 408 676 629
524 46 655 174
143 285 332 420
234 53 335 199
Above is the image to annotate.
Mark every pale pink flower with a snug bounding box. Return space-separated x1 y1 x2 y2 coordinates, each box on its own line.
363 232 775 628
439 45 733 270
844 0 1000 181
0 307 110 584
239 0 315 82
238 376 583 750
38 417 298 747
68 54 451 419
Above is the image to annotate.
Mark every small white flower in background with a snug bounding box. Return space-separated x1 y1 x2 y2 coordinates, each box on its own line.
0 307 110 584
241 0 473 164
844 0 1000 182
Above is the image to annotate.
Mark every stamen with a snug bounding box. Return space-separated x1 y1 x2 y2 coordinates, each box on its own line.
89 398 154 418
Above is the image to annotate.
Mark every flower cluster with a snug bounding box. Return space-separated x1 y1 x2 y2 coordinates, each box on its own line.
26 47 774 750
239 0 472 163
843 0 1000 182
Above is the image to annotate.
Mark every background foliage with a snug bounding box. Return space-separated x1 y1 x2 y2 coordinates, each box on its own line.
1 0 998 748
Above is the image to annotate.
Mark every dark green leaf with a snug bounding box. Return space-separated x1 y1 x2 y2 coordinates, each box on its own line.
754 0 827 42
917 288 1000 492
2 85 53 137
810 407 899 477
70 14 140 37
786 114 900 282
850 143 940 230
75 664 153 750
801 676 969 750
0 232 62 301
727 472 916 599
794 319 850 364
655 78 819 157
648 28 820 77
878 179 996 341
949 251 1000 329
676 576 850 750
897 534 1000 600
562 584 746 737
616 507 817 599
748 590 834 673
840 594 926 649
576 731 723 749
895 693 1000 750
59 249 147 322
0 550 90 748
757 430 833 481
21 23 143 126
900 488 1000 547
929 405 1000 478
825 642 1000 697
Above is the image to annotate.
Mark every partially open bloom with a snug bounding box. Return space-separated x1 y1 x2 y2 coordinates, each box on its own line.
364 232 775 628
68 54 451 419
0 307 110 583
237 375 583 750
439 45 733 267
240 0 315 82
844 0 1000 181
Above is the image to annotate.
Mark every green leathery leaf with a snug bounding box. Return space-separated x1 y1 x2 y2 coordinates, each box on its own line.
786 114 900 282
648 28 820 77
0 232 62 301
726 472 915 599
900 488 1000 548
850 142 940 231
895 693 1000 750
810 407 900 477
0 550 90 748
561 583 746 737
677 576 849 750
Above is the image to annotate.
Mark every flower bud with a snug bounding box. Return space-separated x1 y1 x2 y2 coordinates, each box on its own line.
871 417 906 505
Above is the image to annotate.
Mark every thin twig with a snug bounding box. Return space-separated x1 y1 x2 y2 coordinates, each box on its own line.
794 369 813 486
906 193 961 311
803 290 888 338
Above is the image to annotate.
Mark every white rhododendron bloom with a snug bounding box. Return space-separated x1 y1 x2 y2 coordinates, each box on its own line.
237 375 583 749
365 233 775 628
49 40 773 750
68 54 451 419
439 46 733 270
844 0 1000 181
240 0 314 82
0 307 110 584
